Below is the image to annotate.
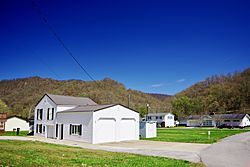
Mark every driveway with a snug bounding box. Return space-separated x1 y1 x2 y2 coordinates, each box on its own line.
200 131 250 167
0 136 209 163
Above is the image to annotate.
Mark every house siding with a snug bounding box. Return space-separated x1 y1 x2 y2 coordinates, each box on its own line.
56 112 93 143
92 105 139 144
34 95 57 137
147 113 175 127
34 94 139 144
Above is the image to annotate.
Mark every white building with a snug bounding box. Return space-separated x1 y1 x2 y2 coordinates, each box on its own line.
187 115 216 127
186 114 250 127
146 112 175 127
5 116 30 131
214 114 250 127
139 121 157 138
34 94 139 144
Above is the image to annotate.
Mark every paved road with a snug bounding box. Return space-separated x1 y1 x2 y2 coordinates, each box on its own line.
0 136 209 163
200 132 250 167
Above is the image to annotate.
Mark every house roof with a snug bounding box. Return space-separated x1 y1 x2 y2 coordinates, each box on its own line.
46 94 97 106
187 114 249 120
59 104 116 113
7 115 29 122
147 112 174 116
212 114 249 120
187 115 212 120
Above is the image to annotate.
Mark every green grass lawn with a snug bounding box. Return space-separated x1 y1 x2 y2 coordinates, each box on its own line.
0 131 28 136
0 140 202 167
143 128 250 144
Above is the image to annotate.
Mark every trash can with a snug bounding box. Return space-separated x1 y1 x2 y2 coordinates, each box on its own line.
17 128 20 135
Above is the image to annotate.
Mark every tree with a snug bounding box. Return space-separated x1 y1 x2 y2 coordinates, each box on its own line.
192 97 205 114
0 99 9 113
137 106 147 118
171 96 193 116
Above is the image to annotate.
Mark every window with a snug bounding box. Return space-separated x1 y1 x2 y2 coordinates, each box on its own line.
37 109 43 120
156 116 158 119
47 108 55 120
203 120 213 126
147 116 152 120
36 124 43 133
168 116 173 119
0 121 4 129
224 120 230 122
70 124 82 135
159 116 163 119
233 120 240 122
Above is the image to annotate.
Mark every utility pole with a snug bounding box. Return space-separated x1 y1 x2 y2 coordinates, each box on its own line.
128 94 131 108
146 103 150 121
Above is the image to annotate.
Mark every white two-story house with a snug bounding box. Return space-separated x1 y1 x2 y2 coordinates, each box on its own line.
146 112 175 127
34 94 139 144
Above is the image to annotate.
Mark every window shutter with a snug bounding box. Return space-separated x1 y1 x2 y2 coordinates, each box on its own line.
52 108 54 120
40 109 43 120
79 125 82 136
36 124 38 133
69 124 72 135
47 108 50 120
37 109 39 120
56 124 58 137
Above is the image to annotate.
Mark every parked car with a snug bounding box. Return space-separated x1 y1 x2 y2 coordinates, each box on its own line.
217 124 234 129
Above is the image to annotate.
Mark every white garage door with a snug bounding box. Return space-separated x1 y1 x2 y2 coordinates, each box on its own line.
96 118 116 143
120 118 136 141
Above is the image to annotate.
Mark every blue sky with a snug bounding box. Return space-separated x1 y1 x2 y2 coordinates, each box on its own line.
0 0 250 95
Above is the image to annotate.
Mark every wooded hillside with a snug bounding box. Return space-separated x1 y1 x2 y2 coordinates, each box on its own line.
0 77 172 118
172 68 250 116
0 68 249 119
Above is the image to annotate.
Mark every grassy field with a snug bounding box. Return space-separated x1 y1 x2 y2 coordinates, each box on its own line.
0 131 29 136
143 128 250 144
0 140 203 167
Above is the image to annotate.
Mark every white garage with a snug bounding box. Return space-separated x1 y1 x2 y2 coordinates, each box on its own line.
34 93 139 144
57 104 139 144
91 105 139 144
5 116 30 131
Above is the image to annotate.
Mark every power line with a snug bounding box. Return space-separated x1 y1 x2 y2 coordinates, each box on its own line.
31 0 101 88
37 56 62 79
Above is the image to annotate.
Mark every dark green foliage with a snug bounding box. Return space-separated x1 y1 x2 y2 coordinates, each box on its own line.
175 68 250 116
172 96 194 116
0 77 172 118
136 106 147 118
0 99 9 113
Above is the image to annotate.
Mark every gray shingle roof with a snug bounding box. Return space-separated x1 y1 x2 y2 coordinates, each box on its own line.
58 104 116 113
187 114 249 120
187 115 202 120
187 115 213 120
212 114 248 120
147 112 173 116
47 94 97 106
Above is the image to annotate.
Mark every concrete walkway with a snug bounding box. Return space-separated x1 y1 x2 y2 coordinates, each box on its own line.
0 136 209 163
200 132 250 167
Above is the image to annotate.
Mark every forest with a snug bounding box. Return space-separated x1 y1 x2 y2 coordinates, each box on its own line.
0 68 249 118
0 77 172 118
172 68 250 117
